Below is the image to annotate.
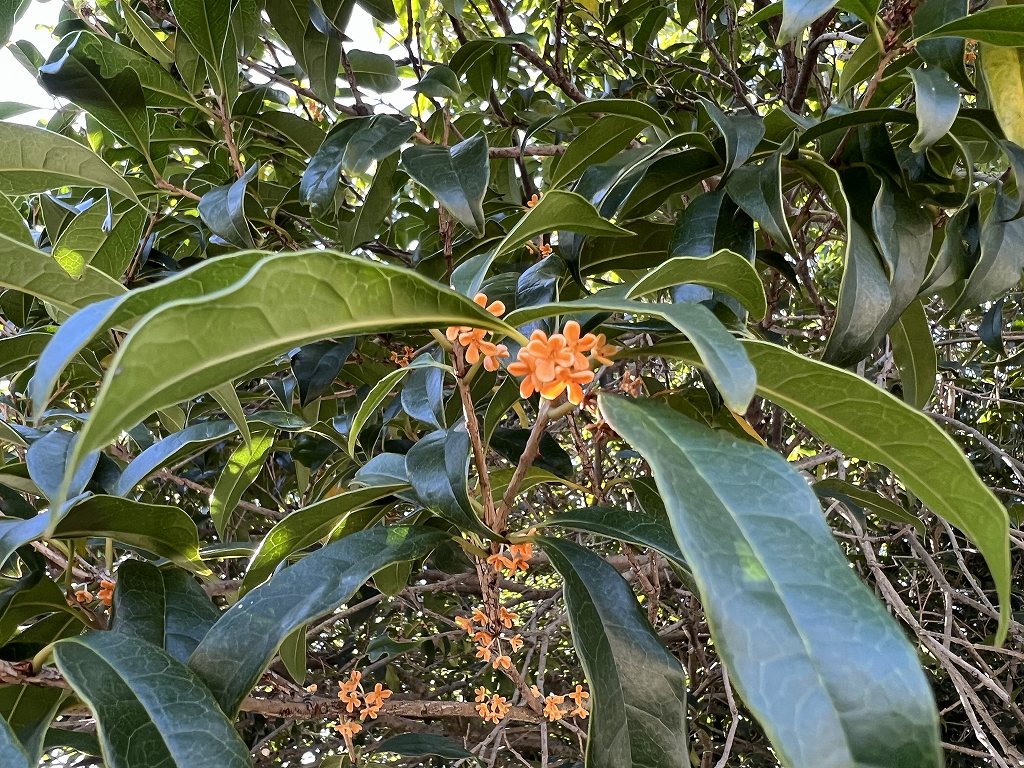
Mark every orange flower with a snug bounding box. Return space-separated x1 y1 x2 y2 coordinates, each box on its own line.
363 683 392 708
474 686 489 703
339 689 361 713
499 607 518 628
473 630 494 645
476 701 491 719
475 645 493 662
490 694 511 717
487 552 514 573
334 719 361 737
492 654 512 671
541 366 594 406
472 607 489 626
573 705 590 719
527 193 540 208
543 693 565 721
509 542 533 563
455 615 474 633
507 322 601 405
589 333 619 366
509 634 524 652
74 590 93 604
538 242 552 257
97 579 115 607
445 293 509 372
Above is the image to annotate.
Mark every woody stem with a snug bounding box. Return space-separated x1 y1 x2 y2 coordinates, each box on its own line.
495 398 552 524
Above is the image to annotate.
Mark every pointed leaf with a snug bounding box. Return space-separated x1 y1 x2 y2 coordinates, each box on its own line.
919 7 1024 47
210 431 275 538
778 0 840 44
0 713 31 768
0 123 138 201
54 632 250 768
909 67 960 152
646 339 1012 644
241 484 405 593
539 536 688 768
402 134 490 236
890 300 937 409
167 0 236 97
725 150 798 255
198 163 259 248
981 43 1024 149
406 428 494 538
66 250 518 488
114 421 238 496
542 506 687 569
111 560 221 662
188 525 447 715
600 395 942 768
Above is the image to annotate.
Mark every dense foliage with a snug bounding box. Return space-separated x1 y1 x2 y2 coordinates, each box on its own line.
1 0 1023 765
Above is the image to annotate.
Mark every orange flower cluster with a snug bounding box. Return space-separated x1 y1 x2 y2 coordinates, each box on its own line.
446 293 510 372
474 687 512 723
336 670 393 724
456 605 523 673
508 321 618 405
75 579 115 608
486 541 533 575
531 684 590 721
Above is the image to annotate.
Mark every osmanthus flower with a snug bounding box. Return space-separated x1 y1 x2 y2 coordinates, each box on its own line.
97 579 115 607
589 333 619 366
360 683 392 720
499 607 519 628
507 321 614 406
568 684 590 719
543 693 566 721
446 292 509 372
333 720 361 738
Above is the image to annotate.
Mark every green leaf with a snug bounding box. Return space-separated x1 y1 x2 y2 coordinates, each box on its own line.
890 300 937 409
0 0 29 48
407 428 494 539
551 115 648 188
26 430 98 502
0 232 126 315
0 713 31 768
981 42 1024 148
947 191 1024 316
167 0 236 100
0 685 64 764
793 159 891 367
0 333 49 379
725 149 798 256
909 67 960 152
402 134 490 236
647 339 1012 644
407 65 461 99
700 98 764 175
370 734 479 762
356 0 398 22
198 163 259 249
0 574 80 647
0 122 138 201
114 421 239 496
346 49 401 92
52 200 145 280
31 252 269 416
280 624 307 684
919 6 1024 47
292 339 355 406
54 632 251 768
210 431 275 537
348 366 416 456
52 495 207 573
39 39 151 155
542 506 687 569
914 0 972 89
778 0 840 44
189 525 447 715
627 249 768 320
0 191 32 245
539 536 688 768
111 560 221 663
872 180 933 331
491 190 633 262
506 296 755 413
264 0 347 101
56 31 196 108
119 1 175 65
599 395 942 768
242 484 402 593
53 251 517 505
814 478 926 536
301 115 415 209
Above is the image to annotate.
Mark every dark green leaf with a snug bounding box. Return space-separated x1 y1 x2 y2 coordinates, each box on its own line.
919 7 1024 47
890 300 937 409
198 163 259 249
189 525 447 715
114 421 238 496
111 560 221 662
539 536 688 768
600 395 942 768
26 430 98 502
292 339 355 406
371 733 478 761
407 428 494 538
167 0 236 99
346 49 401 92
402 134 490 236
54 632 251 768
542 506 687 569
909 68 960 152
210 431 275 538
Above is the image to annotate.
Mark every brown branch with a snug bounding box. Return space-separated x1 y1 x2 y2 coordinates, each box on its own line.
216 99 245 179
0 660 540 723
496 399 551 524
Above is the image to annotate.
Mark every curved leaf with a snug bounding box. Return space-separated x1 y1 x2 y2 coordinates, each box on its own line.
909 67 960 152
241 484 405 593
778 0 840 44
54 632 250 768
63 250 519 495
646 339 1012 644
600 395 942 768
0 713 31 768
114 420 238 496
627 249 768 321
198 163 259 248
541 506 687 569
210 431 275 537
919 7 1024 47
112 560 221 662
0 123 138 201
402 134 490 236
189 525 447 715
539 536 688 768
